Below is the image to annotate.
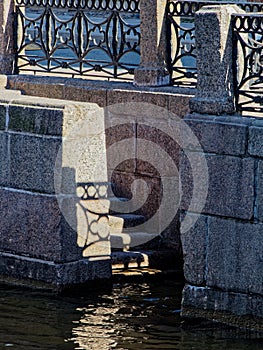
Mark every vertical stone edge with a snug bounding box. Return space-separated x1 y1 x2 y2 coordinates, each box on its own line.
133 0 171 86
189 5 244 115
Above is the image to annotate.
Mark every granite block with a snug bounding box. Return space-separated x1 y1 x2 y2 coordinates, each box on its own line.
106 122 136 148
184 115 247 155
256 160 263 221
0 188 109 264
22 82 64 100
248 126 263 157
136 123 180 177
182 284 263 320
9 134 61 193
180 214 207 285
0 132 9 185
106 89 169 110
110 171 162 221
63 85 107 107
0 104 6 130
180 154 254 220
0 252 112 289
8 105 64 135
168 94 191 118
0 189 64 261
105 122 136 173
206 217 263 295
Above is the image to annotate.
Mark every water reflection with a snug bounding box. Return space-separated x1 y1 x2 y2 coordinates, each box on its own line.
0 281 262 350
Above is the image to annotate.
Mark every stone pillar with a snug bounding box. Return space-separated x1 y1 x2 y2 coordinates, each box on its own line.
133 0 170 86
0 0 16 74
190 5 244 115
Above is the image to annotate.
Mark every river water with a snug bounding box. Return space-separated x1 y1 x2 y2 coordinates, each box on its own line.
0 280 262 350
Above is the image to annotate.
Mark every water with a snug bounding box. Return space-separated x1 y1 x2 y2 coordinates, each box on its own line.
0 280 262 350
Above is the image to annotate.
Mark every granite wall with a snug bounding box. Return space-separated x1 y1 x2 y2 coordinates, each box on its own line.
180 113 263 329
0 90 112 290
0 85 192 289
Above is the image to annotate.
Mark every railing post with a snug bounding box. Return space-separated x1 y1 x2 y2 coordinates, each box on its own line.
0 0 16 74
133 0 170 86
190 5 244 115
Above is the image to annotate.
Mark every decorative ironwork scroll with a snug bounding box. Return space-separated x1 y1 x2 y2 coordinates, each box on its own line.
15 0 140 80
167 1 263 87
233 13 263 113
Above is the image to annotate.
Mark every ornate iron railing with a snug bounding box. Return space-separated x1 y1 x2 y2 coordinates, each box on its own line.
233 13 263 113
167 0 263 87
14 0 140 80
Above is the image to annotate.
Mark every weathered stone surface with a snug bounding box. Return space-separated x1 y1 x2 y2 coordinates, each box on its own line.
105 122 136 173
0 189 65 261
0 252 112 289
110 171 162 220
5 75 193 120
180 214 207 285
9 134 61 193
64 85 107 107
106 89 169 109
256 160 263 221
184 115 248 155
133 0 170 86
248 124 263 157
0 104 6 130
0 132 9 185
18 81 64 100
0 189 111 263
0 1 16 74
134 67 170 87
190 5 243 114
182 284 263 320
9 105 64 135
168 93 192 118
207 217 263 295
181 154 254 220
136 123 180 177
59 196 110 258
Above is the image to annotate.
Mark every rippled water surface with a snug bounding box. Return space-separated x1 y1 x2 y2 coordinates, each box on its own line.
0 280 262 350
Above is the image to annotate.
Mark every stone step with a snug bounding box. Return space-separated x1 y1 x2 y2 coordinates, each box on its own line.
111 251 149 269
108 196 131 214
111 250 183 272
110 231 158 250
109 214 145 234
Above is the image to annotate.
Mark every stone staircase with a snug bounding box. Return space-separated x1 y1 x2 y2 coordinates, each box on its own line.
107 186 160 271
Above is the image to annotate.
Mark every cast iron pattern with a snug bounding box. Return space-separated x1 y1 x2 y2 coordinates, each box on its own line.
16 0 140 11
233 13 263 113
167 0 263 87
15 0 140 80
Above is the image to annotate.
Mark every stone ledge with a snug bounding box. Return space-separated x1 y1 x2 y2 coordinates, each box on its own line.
5 74 194 118
184 114 248 156
182 284 263 331
0 252 112 291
